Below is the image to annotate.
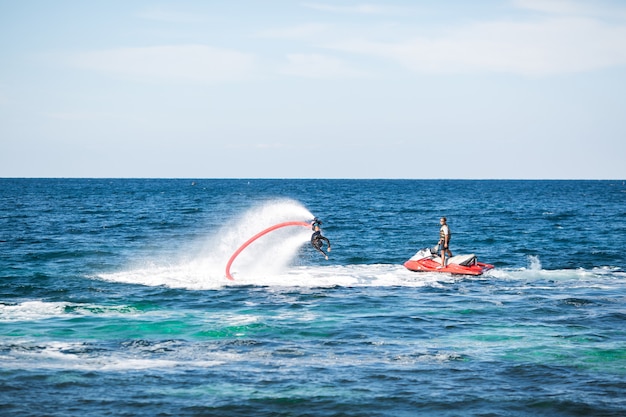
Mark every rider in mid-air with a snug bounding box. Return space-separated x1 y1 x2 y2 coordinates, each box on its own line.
311 218 331 260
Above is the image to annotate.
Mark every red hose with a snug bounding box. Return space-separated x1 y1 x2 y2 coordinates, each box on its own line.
225 221 311 280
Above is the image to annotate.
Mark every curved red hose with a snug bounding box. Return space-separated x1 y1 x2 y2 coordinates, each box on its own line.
225 221 311 280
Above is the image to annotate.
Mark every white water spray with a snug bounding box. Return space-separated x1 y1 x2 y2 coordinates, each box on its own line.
528 255 542 271
97 199 314 289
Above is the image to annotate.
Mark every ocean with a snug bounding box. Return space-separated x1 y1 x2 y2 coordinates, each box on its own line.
1 178 625 416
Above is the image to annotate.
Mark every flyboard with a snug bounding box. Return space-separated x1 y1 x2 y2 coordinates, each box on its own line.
225 221 311 280
404 248 494 276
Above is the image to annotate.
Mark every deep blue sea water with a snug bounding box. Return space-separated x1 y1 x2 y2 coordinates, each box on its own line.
1 179 625 416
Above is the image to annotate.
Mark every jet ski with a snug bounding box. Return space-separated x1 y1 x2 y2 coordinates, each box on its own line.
404 247 494 276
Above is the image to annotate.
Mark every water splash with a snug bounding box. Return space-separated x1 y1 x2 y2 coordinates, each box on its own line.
97 199 314 289
528 255 542 270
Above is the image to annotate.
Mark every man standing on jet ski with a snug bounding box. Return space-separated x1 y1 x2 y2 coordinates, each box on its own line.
439 217 453 267
311 218 331 260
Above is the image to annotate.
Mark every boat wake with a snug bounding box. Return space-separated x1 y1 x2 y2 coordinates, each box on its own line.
96 260 625 291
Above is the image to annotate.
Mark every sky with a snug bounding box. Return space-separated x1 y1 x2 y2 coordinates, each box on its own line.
1 0 625 179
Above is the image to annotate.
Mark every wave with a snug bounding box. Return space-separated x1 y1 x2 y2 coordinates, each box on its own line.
93 262 626 291
0 337 470 374
0 339 226 372
0 300 142 322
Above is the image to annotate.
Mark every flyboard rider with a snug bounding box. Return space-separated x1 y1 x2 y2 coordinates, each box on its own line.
311 218 331 260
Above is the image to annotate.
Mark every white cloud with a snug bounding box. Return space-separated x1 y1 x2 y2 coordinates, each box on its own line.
302 2 395 15
255 143 287 149
43 111 140 123
137 7 208 23
327 17 626 76
514 0 593 15
70 45 256 84
513 0 626 19
257 23 330 39
280 53 370 79
44 112 102 121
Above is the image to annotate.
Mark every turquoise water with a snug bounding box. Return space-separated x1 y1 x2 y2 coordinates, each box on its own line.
1 179 625 416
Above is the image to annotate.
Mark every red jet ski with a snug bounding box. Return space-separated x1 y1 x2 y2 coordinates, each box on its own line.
404 248 494 276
